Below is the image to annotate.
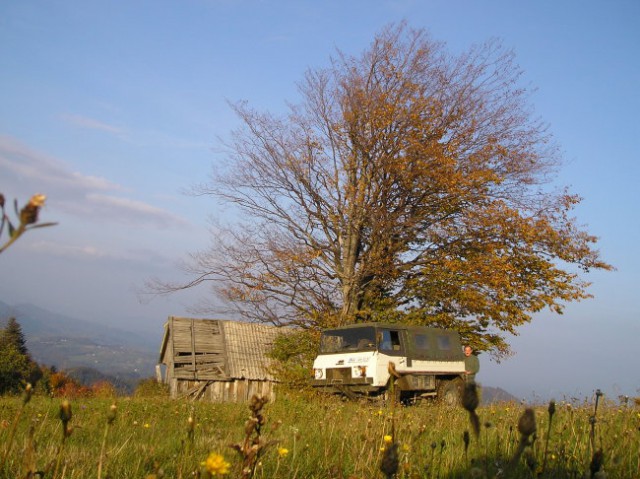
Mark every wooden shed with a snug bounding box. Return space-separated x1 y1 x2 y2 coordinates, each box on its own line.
158 316 284 402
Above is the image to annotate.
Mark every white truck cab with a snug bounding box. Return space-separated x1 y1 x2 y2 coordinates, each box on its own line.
312 323 466 404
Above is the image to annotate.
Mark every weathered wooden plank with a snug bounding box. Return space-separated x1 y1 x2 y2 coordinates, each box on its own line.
172 354 225 365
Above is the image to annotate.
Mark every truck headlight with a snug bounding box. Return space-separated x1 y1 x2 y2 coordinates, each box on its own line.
314 368 323 379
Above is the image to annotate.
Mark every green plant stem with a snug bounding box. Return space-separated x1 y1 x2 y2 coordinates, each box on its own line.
53 435 67 479
1 400 27 469
541 419 554 476
97 422 111 479
0 223 26 254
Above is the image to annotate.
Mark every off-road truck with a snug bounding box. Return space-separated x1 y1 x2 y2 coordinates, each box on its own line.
311 323 466 404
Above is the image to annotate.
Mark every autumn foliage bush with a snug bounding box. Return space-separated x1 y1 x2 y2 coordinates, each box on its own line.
48 371 92 398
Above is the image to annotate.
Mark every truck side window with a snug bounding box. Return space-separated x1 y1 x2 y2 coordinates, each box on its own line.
436 335 451 351
414 334 429 351
380 330 401 352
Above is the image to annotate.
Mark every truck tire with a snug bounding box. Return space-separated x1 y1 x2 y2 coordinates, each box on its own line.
437 378 462 406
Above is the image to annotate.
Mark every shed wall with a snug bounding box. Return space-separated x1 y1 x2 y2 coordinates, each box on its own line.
159 317 283 402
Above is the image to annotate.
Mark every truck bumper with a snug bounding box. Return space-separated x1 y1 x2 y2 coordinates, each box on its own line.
312 378 378 396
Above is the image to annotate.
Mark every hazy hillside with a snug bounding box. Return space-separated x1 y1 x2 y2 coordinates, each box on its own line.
0 300 519 401
0 300 160 382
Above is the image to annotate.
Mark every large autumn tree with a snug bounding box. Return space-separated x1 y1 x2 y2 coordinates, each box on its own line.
157 24 610 355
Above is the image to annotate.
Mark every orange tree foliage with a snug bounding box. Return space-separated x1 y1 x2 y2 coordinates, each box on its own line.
156 24 611 356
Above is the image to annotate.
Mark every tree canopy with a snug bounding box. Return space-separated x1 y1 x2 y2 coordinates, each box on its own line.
157 24 611 356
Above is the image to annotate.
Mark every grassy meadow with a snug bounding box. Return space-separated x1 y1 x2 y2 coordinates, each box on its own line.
1 387 638 478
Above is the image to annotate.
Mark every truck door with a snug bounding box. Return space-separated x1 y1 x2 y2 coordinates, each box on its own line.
379 329 404 355
378 329 413 367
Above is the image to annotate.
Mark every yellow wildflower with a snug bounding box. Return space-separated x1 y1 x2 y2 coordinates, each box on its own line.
383 435 393 444
277 447 289 458
203 453 230 475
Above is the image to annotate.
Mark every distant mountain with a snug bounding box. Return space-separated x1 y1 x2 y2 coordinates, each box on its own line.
0 300 161 382
0 301 160 349
481 386 519 404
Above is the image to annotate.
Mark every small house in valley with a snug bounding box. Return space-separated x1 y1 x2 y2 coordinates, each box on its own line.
158 316 283 402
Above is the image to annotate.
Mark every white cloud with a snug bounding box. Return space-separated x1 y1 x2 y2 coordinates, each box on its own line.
25 240 109 259
19 239 177 266
61 113 125 136
0 134 189 229
0 135 118 194
61 113 210 150
82 194 188 228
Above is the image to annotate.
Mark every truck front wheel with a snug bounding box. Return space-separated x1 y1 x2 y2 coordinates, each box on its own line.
437 378 462 406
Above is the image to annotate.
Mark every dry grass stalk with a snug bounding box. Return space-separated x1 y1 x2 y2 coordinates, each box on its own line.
462 383 480 438
52 400 73 479
229 395 278 479
97 403 117 479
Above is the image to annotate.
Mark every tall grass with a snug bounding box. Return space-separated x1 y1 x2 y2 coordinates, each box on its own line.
0 388 638 478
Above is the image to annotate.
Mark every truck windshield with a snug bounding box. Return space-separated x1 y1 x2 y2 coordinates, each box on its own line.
319 327 377 353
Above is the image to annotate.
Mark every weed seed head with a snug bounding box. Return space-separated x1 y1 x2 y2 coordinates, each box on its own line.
249 395 268 414
20 194 46 225
517 408 536 438
107 403 117 425
548 400 556 420
23 383 33 405
59 400 73 438
59 400 72 424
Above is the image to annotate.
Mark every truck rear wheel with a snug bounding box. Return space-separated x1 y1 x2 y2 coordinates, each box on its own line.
437 378 462 406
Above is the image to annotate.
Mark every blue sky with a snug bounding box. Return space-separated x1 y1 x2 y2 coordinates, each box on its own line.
1 0 638 401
